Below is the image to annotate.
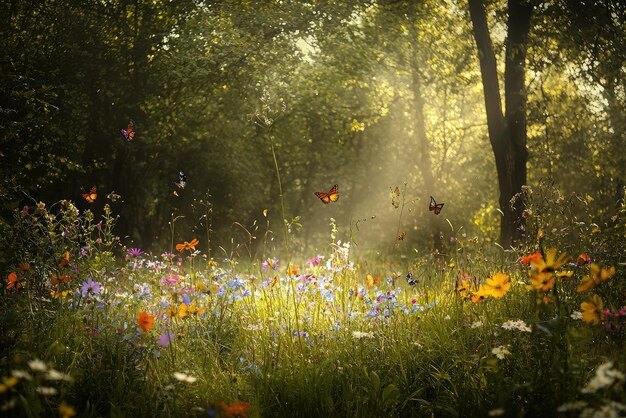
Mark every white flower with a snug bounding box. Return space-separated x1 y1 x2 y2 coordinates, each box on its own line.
10 370 32 381
444 315 451 320
492 346 511 360
557 401 587 412
470 321 483 329
570 311 583 320
36 386 58 396
28 359 47 372
45 369 74 382
173 372 197 383
488 408 505 416
581 362 625 394
352 331 374 339
501 320 531 332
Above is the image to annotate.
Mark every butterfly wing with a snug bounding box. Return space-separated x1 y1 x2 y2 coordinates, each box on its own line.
127 121 135 141
327 184 339 202
429 196 444 214
315 191 331 204
120 129 128 140
406 272 417 286
82 186 97 203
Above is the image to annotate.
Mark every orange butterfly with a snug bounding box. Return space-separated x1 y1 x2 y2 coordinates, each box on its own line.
315 184 339 204
121 120 135 141
429 196 444 215
82 186 97 203
397 232 406 241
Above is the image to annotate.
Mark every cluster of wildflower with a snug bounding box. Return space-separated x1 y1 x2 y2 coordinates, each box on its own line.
501 320 532 332
455 272 511 303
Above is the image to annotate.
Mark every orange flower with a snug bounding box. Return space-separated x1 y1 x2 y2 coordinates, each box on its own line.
522 251 542 264
138 311 155 332
6 272 18 289
287 264 300 276
58 251 70 268
51 275 71 286
175 238 199 252
581 295 604 325
218 400 250 418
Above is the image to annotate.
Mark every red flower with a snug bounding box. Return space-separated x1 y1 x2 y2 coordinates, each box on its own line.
521 251 542 264
218 400 250 418
138 311 155 332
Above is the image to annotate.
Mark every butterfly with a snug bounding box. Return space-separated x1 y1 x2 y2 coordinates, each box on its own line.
315 184 339 204
397 232 406 241
120 120 135 141
82 186 97 203
366 274 381 287
174 171 187 189
406 272 418 286
429 196 444 215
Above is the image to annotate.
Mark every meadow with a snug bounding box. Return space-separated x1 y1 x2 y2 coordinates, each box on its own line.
1 185 624 418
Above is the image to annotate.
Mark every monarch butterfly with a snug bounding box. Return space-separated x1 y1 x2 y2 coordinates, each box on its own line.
315 184 339 204
406 272 418 286
175 171 187 189
429 196 444 215
82 186 97 203
120 120 135 141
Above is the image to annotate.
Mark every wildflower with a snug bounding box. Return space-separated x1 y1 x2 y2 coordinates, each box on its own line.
556 270 573 279
530 248 569 273
471 285 490 303
581 361 624 393
45 369 73 382
576 252 592 266
173 372 197 383
581 295 604 325
492 346 511 359
11 370 32 381
470 321 483 329
58 251 70 267
570 311 583 320
6 272 18 289
36 386 58 396
501 320 532 332
287 264 300 276
352 331 374 339
521 251 542 264
526 272 555 292
138 311 155 332
218 400 250 418
175 238 199 252
59 401 77 418
127 248 145 257
28 359 48 372
161 274 180 285
488 409 505 417
0 376 19 394
306 255 322 266
262 257 279 272
51 275 71 286
557 401 587 412
158 332 174 347
80 277 102 297
577 263 616 292
484 273 510 298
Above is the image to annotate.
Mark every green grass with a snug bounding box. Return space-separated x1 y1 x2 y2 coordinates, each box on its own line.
1 199 625 417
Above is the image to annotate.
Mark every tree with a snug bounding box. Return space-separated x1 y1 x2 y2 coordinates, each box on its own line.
468 0 533 247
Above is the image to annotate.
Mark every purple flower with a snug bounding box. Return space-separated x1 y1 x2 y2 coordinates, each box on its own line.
161 252 176 259
262 258 279 272
158 332 174 347
306 255 322 267
161 275 180 285
127 248 145 257
81 277 102 297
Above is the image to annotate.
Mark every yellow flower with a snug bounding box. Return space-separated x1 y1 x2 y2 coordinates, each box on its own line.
581 295 605 325
484 273 511 298
577 263 616 293
59 401 77 418
0 376 19 394
526 272 555 292
556 270 573 279
530 248 569 273
178 303 188 319
471 285 491 303
186 302 205 316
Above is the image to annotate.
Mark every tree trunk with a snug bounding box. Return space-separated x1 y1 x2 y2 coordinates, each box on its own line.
468 0 532 247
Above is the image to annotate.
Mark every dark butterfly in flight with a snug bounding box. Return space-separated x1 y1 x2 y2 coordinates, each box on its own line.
429 196 444 215
120 120 135 141
82 186 97 203
315 184 339 204
406 272 418 286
